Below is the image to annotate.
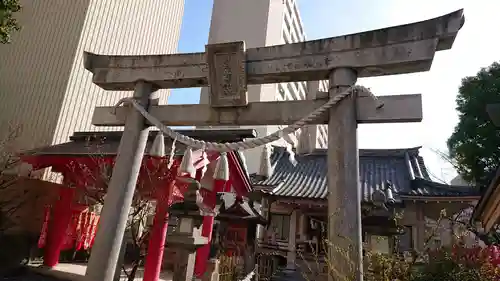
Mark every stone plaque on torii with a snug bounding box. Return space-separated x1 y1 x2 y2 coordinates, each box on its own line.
83 10 464 281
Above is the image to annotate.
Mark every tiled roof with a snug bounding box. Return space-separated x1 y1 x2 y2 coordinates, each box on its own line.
25 129 257 156
408 178 479 197
22 129 255 193
252 146 479 201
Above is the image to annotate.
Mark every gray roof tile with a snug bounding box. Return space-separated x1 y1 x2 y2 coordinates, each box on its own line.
252 146 478 201
25 130 257 156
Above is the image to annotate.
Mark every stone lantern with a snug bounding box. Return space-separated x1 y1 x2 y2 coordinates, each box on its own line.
365 181 405 236
167 179 212 281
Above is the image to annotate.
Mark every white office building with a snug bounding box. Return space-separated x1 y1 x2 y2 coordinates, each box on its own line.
0 0 184 150
200 0 328 174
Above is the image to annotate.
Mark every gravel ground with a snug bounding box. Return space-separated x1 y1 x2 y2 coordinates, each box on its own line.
0 268 63 281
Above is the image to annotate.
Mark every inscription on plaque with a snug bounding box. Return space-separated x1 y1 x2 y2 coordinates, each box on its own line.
206 41 248 107
215 53 237 99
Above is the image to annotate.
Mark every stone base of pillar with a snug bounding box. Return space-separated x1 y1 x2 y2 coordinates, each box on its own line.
173 250 197 281
202 259 220 281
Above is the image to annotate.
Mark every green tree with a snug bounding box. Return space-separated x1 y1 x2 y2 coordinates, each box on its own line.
0 0 21 44
447 62 500 190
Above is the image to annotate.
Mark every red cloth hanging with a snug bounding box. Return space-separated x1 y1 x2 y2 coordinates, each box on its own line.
75 212 90 251
37 205 51 248
84 213 96 249
89 216 100 248
169 183 186 206
38 205 100 251
62 209 84 250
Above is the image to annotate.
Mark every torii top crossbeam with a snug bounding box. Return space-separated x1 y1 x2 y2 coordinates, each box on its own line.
84 9 464 91
88 10 464 129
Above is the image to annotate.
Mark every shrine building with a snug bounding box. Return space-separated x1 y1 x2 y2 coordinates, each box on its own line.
252 146 479 280
3 129 264 281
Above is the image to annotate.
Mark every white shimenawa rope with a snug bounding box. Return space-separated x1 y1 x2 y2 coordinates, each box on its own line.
112 85 382 152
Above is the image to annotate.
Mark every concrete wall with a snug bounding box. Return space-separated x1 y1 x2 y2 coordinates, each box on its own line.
0 0 184 150
0 177 59 234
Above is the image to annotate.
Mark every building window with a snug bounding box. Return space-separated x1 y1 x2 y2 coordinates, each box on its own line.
270 214 290 240
291 1 304 36
284 13 291 33
290 29 299 42
395 226 414 253
282 31 290 44
278 85 286 99
318 137 326 148
285 0 293 20
319 80 329 91
287 83 298 100
292 20 301 40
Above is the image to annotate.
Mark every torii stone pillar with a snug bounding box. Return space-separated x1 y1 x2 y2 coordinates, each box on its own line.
85 82 157 281
84 9 464 281
327 68 362 280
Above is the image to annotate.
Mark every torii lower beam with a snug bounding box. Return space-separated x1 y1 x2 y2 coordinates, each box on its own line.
92 94 422 127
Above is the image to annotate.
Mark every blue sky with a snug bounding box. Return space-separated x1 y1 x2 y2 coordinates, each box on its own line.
169 0 500 183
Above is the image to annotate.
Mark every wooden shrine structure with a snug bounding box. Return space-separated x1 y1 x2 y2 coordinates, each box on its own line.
252 146 479 280
82 9 465 281
21 129 265 280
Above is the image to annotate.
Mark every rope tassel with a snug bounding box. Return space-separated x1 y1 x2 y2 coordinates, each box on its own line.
179 147 196 178
297 127 312 155
285 143 298 166
149 131 165 157
213 152 229 181
257 145 273 178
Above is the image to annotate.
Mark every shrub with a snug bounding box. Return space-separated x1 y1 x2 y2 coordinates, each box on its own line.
0 232 37 275
411 245 500 281
362 244 500 281
364 252 412 281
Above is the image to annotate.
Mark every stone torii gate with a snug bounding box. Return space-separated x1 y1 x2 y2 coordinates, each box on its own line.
83 10 464 281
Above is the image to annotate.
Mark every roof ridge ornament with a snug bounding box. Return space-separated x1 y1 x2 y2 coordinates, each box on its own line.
372 181 396 210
